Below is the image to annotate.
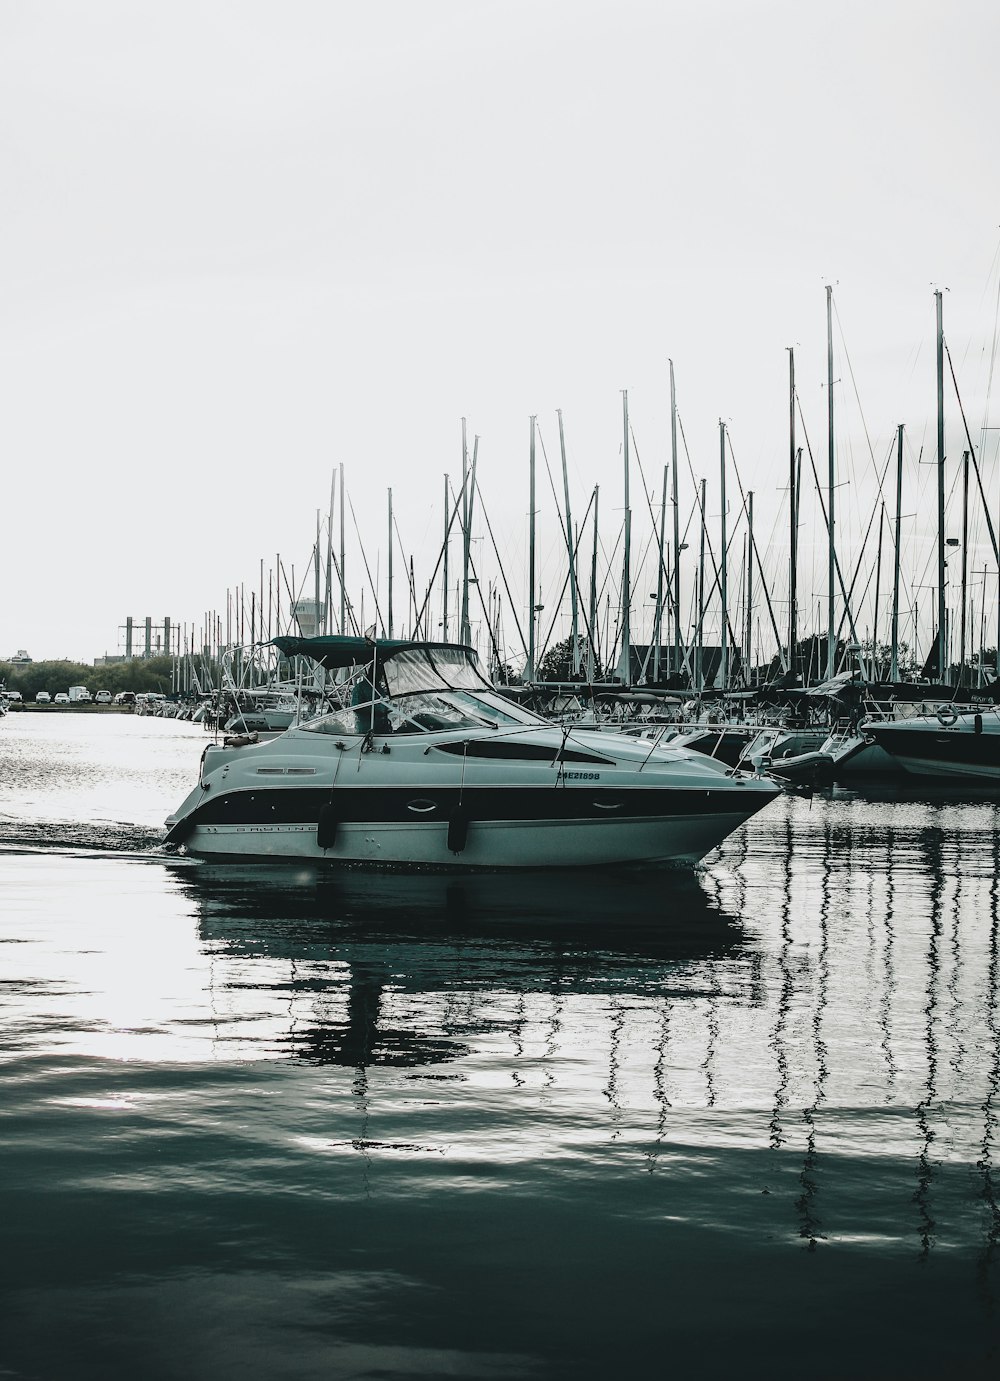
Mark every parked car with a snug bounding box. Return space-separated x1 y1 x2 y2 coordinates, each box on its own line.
54 692 70 705
2 690 23 707
35 690 51 704
94 690 112 704
114 691 136 705
68 685 92 704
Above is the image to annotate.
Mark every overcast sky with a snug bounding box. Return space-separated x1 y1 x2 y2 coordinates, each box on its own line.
3 0 999 666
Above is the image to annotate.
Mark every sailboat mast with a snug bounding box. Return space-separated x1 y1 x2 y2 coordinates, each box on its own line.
621 390 632 686
528 415 537 681
465 436 478 647
338 463 346 634
935 288 947 682
788 347 798 666
654 465 667 683
670 360 681 680
442 475 450 642
872 503 884 681
960 450 969 688
719 420 728 690
326 469 336 635
387 487 393 638
461 418 470 647
558 409 580 674
314 510 321 640
890 424 904 683
826 284 836 680
746 490 754 685
696 477 706 691
589 486 599 681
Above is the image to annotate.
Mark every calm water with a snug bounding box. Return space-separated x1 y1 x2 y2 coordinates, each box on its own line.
2 712 1000 1378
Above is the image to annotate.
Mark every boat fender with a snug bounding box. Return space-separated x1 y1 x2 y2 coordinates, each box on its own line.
317 803 339 850
223 732 259 748
447 806 470 854
936 706 958 727
975 714 983 735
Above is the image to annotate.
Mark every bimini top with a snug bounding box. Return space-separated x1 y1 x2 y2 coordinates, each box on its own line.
274 635 421 669
271 636 491 697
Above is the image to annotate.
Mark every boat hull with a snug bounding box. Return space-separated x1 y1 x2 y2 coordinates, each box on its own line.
866 720 1000 781
829 739 901 776
178 803 767 869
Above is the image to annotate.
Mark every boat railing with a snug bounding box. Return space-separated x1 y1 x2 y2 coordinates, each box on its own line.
733 727 775 773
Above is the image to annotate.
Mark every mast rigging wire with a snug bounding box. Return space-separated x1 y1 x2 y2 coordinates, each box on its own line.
795 395 862 653
945 339 1000 566
471 480 530 662
724 429 788 672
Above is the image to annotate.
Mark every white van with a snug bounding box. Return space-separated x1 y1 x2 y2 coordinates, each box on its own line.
68 686 92 704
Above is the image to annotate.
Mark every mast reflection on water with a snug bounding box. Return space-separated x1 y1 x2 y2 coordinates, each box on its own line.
5 713 1000 1376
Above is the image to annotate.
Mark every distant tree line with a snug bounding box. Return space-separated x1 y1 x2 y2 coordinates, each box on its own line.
535 635 603 683
0 657 175 699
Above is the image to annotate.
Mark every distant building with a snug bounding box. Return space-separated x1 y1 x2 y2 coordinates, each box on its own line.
120 617 174 659
7 649 32 664
292 599 326 638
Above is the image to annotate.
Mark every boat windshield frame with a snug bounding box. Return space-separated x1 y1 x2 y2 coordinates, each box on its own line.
379 644 492 697
297 644 547 738
300 685 544 738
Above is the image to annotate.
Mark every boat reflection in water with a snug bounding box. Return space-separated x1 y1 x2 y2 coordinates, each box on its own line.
167 818 1000 1378
174 862 750 1072
8 711 1000 1376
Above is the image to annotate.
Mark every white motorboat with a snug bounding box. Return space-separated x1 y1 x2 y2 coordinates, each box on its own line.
164 637 778 868
747 721 898 784
222 691 302 735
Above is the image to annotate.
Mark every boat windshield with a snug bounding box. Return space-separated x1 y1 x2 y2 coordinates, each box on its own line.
298 647 545 737
381 645 492 697
387 692 491 734
299 688 497 738
297 704 365 737
461 689 546 726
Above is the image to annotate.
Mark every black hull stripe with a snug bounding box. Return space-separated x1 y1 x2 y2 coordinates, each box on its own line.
188 784 767 829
